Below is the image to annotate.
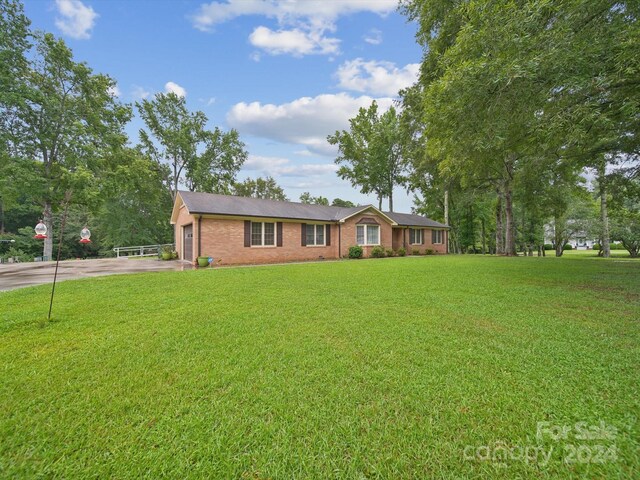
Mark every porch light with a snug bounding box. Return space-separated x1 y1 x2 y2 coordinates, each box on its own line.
79 226 91 244
34 220 47 239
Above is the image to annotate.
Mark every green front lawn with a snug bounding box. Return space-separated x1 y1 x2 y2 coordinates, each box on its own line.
1 256 639 478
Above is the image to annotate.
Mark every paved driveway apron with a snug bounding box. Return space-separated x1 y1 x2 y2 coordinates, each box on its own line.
0 258 193 292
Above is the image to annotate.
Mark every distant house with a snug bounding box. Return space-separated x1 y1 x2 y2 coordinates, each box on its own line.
170 191 448 264
544 223 597 250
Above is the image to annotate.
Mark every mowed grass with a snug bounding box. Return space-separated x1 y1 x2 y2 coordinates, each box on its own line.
1 256 639 479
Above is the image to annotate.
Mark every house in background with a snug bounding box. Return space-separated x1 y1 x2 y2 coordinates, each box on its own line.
544 223 597 250
171 191 448 265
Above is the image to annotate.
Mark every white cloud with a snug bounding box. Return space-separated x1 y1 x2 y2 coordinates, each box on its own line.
244 155 290 172
294 150 315 157
227 93 394 156
108 84 121 97
54 0 98 40
131 85 150 100
244 155 337 178
190 0 396 57
286 181 336 189
335 59 420 96
190 0 397 32
364 28 383 45
249 26 339 56
164 81 187 97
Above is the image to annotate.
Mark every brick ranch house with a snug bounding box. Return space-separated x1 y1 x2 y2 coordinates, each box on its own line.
171 191 449 265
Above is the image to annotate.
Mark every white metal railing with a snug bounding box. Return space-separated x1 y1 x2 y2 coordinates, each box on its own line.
112 243 174 258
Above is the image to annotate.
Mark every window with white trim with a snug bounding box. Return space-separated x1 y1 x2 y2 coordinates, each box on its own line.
356 224 380 246
305 224 325 246
251 222 275 246
432 229 443 244
409 228 423 244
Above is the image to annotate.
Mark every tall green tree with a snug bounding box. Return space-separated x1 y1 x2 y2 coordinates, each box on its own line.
0 0 30 114
232 176 288 201
3 30 131 260
138 93 246 201
95 148 173 251
401 0 639 256
185 127 246 194
328 101 407 211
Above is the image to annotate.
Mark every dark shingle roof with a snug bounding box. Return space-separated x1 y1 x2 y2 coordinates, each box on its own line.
384 211 448 228
178 191 447 228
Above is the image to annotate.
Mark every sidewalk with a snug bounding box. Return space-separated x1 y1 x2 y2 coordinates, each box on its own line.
0 258 193 292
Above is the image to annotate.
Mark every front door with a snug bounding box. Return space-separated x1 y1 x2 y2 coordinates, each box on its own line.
183 224 193 261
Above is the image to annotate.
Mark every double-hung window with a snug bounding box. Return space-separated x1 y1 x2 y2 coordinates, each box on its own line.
305 224 325 246
356 225 380 246
409 228 423 245
432 229 443 244
251 222 275 246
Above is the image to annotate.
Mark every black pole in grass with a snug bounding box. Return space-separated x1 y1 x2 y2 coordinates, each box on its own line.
48 192 71 321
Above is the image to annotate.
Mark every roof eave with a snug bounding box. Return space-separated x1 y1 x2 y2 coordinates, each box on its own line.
170 192 187 224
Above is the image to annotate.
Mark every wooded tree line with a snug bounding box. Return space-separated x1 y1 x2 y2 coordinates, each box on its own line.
329 0 639 256
0 1 282 260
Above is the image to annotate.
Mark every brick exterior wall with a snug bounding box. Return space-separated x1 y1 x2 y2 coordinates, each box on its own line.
391 226 448 255
198 218 339 265
423 228 448 254
174 208 448 265
339 212 393 258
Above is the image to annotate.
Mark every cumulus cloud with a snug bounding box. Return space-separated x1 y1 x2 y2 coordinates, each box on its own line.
335 59 420 96
54 0 98 40
164 81 187 97
131 85 150 100
249 26 339 56
363 28 383 45
227 93 394 156
190 0 396 57
244 155 337 178
190 0 397 31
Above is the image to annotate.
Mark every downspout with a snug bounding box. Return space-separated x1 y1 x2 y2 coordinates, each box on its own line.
198 215 202 257
338 223 342 259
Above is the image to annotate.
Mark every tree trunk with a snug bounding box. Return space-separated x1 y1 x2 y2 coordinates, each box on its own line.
553 216 563 257
481 218 486 254
503 155 517 256
444 190 449 225
495 189 504 255
504 186 516 256
378 194 382 210
43 202 54 261
388 193 393 212
598 164 610 258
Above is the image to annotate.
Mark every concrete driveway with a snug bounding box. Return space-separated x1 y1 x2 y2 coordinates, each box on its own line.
0 258 193 292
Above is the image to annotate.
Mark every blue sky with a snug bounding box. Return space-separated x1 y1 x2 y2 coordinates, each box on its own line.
23 0 423 212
